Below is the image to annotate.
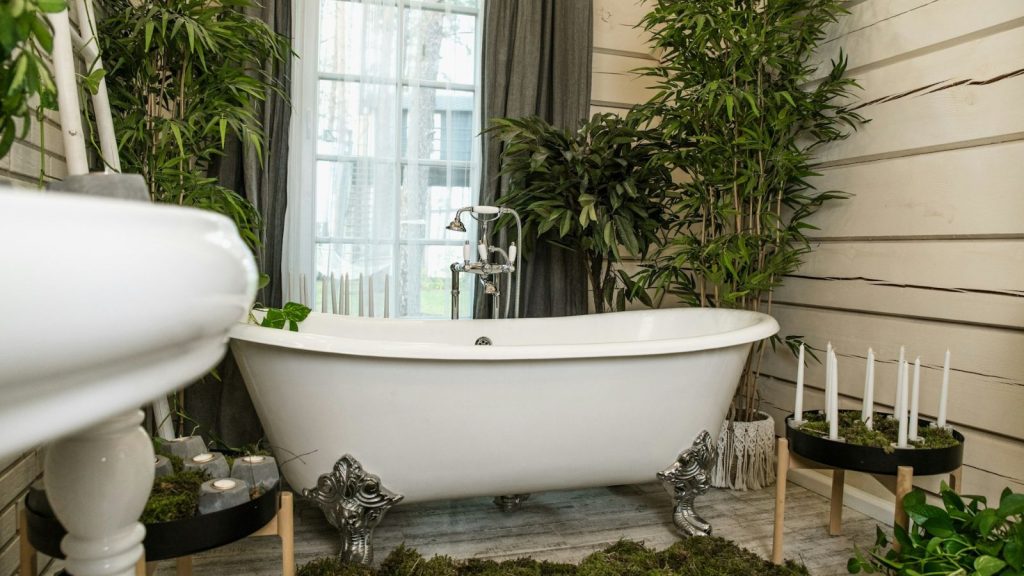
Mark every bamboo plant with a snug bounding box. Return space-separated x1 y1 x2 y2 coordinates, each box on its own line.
97 0 288 251
630 0 865 421
488 112 673 313
0 0 65 165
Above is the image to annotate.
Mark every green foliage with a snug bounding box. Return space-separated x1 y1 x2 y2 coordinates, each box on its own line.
629 0 865 420
488 112 673 313
798 411 959 453
140 469 209 524
0 0 65 161
298 538 808 576
253 301 311 331
97 0 289 251
849 485 1024 575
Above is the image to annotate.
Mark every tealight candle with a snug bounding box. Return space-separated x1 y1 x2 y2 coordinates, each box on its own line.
193 453 215 463
241 455 266 464
213 479 237 491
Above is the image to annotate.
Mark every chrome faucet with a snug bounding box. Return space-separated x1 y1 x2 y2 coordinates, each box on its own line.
446 205 523 319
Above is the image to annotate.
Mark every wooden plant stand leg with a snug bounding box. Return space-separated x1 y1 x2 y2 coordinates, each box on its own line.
176 556 193 576
829 470 845 536
949 466 963 494
280 491 295 576
19 508 37 576
893 466 914 552
771 438 790 565
134 556 146 576
251 491 296 576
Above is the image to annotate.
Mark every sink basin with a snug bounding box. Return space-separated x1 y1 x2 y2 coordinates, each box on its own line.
0 187 257 461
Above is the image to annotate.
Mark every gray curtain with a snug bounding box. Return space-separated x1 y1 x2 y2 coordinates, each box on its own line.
185 0 292 448
476 0 594 319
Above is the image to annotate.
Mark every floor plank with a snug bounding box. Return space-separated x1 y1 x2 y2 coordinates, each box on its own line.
136 481 882 576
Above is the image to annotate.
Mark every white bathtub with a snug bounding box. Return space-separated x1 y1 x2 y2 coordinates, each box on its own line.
230 308 777 561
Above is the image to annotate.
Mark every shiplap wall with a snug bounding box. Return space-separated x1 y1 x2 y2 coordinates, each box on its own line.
759 0 1024 505
591 0 1024 506
0 93 67 576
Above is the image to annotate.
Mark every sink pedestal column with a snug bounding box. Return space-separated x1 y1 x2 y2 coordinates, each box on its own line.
44 410 154 576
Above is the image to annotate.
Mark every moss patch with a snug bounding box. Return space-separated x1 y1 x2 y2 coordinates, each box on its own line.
298 539 808 576
797 410 958 453
140 470 209 524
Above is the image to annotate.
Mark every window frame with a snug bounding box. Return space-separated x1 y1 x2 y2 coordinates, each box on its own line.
286 0 484 317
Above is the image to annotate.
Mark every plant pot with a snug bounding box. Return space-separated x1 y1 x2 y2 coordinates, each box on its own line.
710 411 776 490
786 411 964 475
24 483 280 562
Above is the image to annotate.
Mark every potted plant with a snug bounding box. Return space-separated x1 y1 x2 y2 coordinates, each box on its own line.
96 0 289 252
627 0 865 488
0 0 65 175
488 111 673 313
849 484 1023 575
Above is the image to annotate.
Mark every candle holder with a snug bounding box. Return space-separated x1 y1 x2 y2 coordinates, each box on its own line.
786 410 963 476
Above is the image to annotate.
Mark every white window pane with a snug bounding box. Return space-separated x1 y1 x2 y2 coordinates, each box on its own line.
319 80 399 157
400 164 473 241
316 160 397 241
403 10 477 85
399 244 474 319
402 88 474 161
319 0 399 78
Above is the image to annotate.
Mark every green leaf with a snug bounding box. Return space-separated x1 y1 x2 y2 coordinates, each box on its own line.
974 555 1006 576
144 20 154 52
35 0 65 13
998 493 1024 518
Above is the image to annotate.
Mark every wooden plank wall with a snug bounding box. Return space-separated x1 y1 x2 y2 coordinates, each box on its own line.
591 0 1024 504
760 0 1024 504
0 46 68 576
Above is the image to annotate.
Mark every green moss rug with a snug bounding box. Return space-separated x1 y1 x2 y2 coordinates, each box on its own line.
298 538 809 576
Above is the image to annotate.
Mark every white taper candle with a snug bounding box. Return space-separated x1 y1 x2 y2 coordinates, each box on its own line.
938 349 951 428
895 346 906 417
862 348 875 429
384 274 390 319
331 274 338 314
368 275 375 318
829 350 839 440
358 273 364 317
321 275 328 313
898 360 910 447
909 357 921 440
343 273 350 315
825 342 833 422
794 344 805 423
300 273 308 306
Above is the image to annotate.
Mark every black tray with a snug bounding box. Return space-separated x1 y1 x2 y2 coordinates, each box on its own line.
786 411 964 476
25 483 279 561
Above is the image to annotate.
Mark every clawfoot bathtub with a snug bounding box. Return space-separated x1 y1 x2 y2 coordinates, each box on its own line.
230 308 778 563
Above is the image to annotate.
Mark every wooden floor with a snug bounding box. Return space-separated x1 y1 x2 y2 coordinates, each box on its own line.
124 481 881 576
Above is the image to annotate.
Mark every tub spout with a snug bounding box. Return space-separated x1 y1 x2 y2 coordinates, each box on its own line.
303 455 403 565
657 430 717 537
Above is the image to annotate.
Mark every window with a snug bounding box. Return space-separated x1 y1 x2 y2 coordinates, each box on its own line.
289 0 483 318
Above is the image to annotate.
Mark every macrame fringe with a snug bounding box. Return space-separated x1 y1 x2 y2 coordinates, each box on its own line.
710 412 776 491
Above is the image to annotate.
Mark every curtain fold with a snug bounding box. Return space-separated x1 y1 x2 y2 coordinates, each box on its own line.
185 0 292 448
476 0 593 318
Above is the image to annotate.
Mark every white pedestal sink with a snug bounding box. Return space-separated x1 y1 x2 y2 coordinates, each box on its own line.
0 187 257 575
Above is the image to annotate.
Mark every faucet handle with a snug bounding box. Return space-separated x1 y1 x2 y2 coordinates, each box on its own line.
462 241 471 263
477 240 488 262
508 242 517 263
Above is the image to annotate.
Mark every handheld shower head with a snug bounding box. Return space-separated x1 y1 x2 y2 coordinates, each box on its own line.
446 215 466 232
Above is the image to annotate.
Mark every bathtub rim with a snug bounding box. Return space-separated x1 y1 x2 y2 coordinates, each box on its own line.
230 308 779 361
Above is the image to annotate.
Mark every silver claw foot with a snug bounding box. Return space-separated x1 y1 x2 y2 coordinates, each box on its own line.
493 494 530 512
657 430 717 537
303 455 403 565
